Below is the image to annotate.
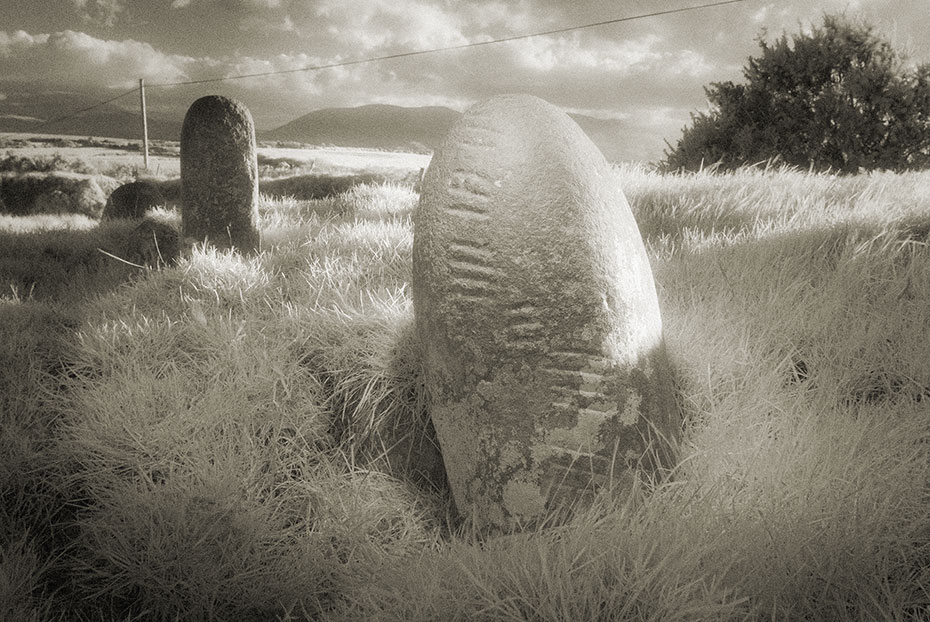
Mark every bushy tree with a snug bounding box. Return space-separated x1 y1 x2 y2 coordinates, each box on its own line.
662 14 930 173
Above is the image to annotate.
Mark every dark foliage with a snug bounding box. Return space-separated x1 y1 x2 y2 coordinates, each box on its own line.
662 14 930 173
0 151 95 175
259 173 391 200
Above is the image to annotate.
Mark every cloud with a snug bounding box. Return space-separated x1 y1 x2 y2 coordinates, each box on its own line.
0 30 192 89
503 33 666 73
0 2 738 164
0 28 344 129
240 0 282 7
168 0 296 40
273 0 727 122
239 13 297 34
314 0 469 52
70 0 125 27
751 5 770 24
6 0 927 163
171 0 283 9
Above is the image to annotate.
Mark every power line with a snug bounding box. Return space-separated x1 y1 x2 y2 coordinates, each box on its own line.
29 0 744 131
31 86 139 132
148 0 745 88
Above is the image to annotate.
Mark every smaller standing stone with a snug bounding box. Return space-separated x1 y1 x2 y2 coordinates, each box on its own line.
180 95 260 253
102 180 165 220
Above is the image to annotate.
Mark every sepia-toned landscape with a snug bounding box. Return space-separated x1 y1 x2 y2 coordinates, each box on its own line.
4 0 930 620
2 133 929 619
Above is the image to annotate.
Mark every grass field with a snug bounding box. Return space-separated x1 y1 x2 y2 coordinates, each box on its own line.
1 132 430 180
1 155 930 621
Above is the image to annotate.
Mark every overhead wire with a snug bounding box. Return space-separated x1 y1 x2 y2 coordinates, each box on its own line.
147 0 745 88
31 86 140 132
31 0 745 130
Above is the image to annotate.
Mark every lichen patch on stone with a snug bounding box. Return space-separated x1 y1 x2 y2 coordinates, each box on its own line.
620 387 643 426
502 478 546 520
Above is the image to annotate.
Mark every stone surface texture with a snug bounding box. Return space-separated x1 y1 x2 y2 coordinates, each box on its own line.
412 94 679 531
180 95 260 252
103 180 165 220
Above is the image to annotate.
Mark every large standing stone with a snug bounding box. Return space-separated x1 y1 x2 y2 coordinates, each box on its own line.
412 94 679 531
180 95 260 252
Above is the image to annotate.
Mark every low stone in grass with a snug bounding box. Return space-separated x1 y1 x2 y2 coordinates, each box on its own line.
412 94 680 531
102 180 165 220
180 95 260 253
124 217 181 268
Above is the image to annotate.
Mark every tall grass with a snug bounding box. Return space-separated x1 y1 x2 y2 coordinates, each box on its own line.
1 166 929 620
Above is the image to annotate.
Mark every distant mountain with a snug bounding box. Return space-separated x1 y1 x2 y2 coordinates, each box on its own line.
1 95 645 162
0 89 182 142
1 109 182 142
262 104 642 162
262 104 460 153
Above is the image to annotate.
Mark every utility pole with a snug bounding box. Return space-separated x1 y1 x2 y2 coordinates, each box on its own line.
139 78 149 170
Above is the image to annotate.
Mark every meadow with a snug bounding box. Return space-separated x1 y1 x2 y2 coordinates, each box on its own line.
1 149 929 621
0 133 430 180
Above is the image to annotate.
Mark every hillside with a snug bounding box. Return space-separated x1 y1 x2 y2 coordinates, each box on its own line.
2 98 644 162
263 104 460 153
0 89 182 141
263 104 642 162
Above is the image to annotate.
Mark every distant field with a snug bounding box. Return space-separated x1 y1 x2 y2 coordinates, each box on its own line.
1 154 930 621
1 132 431 179
258 145 430 173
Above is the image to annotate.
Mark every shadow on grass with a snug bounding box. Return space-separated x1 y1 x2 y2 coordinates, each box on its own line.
0 210 194 610
0 222 156 303
0 213 183 616
0 300 93 618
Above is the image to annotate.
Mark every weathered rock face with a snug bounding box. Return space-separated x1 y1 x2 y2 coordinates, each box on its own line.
180 95 260 253
103 181 165 220
412 94 679 531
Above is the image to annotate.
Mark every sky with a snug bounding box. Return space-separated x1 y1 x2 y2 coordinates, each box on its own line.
1 0 928 162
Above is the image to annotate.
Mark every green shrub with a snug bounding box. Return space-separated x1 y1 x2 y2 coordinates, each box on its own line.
663 14 930 173
0 152 96 175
